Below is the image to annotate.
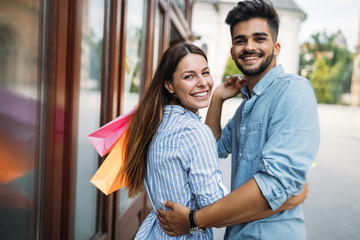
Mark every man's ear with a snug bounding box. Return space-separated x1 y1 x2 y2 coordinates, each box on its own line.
274 42 281 57
164 81 173 93
230 47 235 61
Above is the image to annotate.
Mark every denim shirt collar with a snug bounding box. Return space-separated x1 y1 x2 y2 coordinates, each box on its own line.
240 65 284 99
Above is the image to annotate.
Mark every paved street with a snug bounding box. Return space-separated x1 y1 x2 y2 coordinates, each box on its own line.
199 100 360 240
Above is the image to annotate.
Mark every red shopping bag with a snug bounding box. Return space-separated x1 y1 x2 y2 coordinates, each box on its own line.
88 110 133 157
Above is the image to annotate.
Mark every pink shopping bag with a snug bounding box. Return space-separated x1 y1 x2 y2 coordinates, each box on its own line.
88 110 133 157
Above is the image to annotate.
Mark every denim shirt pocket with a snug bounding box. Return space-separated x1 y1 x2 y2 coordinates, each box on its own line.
243 122 262 162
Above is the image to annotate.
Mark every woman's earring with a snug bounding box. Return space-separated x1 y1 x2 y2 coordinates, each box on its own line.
169 90 174 94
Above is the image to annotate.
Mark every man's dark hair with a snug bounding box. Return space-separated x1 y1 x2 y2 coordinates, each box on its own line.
225 0 280 42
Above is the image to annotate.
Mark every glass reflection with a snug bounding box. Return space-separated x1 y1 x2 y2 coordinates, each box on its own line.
74 0 105 239
174 0 186 15
0 0 41 239
119 0 146 216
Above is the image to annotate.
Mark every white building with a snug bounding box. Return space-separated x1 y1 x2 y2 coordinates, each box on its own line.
350 22 360 106
192 0 306 85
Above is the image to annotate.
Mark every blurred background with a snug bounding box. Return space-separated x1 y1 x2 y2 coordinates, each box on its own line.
0 0 359 239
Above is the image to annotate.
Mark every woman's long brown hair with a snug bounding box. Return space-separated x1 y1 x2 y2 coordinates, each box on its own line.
121 42 207 197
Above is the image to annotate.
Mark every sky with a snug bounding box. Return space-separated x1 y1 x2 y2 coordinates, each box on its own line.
294 0 360 53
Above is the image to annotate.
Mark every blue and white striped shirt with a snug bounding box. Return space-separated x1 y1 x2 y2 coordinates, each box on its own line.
135 105 228 239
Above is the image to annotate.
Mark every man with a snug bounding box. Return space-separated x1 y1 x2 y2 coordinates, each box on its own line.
158 0 320 239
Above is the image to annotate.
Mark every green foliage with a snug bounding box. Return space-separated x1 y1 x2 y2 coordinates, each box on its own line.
310 57 333 103
222 55 242 82
299 31 353 104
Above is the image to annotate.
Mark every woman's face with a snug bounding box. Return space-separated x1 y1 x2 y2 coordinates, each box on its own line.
165 53 213 113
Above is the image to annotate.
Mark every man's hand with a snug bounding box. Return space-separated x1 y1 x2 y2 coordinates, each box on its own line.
157 201 190 236
212 75 246 102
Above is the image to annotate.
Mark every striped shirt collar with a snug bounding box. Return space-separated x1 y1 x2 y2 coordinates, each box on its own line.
164 105 201 121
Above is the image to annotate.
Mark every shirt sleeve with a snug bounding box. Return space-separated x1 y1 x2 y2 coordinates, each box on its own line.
254 78 320 210
180 121 228 209
216 107 241 158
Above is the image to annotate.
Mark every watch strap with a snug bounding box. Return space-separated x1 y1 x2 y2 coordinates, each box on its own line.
189 209 197 229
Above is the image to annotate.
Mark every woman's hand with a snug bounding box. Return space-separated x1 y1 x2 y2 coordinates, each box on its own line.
212 75 246 102
282 182 309 210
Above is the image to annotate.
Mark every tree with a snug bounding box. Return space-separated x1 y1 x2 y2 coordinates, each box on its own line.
310 57 333 103
299 31 353 104
222 55 242 82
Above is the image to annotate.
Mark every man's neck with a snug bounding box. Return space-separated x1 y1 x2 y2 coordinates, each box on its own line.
244 64 276 95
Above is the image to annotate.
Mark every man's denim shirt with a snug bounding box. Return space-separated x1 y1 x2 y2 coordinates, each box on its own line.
218 65 320 240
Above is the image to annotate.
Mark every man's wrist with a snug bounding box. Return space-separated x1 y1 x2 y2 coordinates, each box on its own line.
189 210 205 233
194 208 207 229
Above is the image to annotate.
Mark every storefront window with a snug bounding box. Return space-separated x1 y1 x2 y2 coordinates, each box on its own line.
0 0 42 238
173 0 186 15
74 0 105 239
119 0 146 215
153 7 163 69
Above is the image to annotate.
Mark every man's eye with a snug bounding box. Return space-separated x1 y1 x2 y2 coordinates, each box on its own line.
235 40 245 44
256 37 266 42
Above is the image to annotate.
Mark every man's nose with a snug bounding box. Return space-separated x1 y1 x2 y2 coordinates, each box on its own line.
245 39 256 51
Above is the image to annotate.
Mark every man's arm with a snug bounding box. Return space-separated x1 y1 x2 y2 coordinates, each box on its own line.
157 180 308 235
205 76 245 140
194 178 268 228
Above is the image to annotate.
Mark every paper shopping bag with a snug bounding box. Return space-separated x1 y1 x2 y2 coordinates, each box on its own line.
90 130 128 195
88 110 133 157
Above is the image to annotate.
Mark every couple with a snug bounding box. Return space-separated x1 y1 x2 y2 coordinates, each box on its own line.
121 0 320 239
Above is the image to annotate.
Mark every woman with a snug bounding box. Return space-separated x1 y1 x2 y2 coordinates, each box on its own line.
121 42 227 239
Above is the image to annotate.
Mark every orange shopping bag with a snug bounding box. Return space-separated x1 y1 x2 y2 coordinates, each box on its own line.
90 131 128 195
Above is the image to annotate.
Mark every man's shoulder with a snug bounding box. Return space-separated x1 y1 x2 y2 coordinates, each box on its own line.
277 72 312 87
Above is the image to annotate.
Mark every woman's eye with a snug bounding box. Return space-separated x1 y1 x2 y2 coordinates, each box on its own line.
184 74 193 79
202 71 210 76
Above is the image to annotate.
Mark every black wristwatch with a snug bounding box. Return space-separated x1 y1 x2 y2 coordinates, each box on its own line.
189 210 205 234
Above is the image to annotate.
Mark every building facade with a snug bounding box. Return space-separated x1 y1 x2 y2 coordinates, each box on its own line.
350 21 360 106
191 0 306 85
0 0 195 239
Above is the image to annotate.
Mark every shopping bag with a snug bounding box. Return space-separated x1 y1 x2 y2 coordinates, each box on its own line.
90 130 128 195
88 110 133 157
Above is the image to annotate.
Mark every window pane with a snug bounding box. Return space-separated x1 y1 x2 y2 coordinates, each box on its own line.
74 0 105 239
153 7 163 69
119 0 146 216
0 0 42 239
174 0 186 15
170 23 184 45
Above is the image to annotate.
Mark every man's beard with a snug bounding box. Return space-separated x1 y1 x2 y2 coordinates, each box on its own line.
235 49 274 76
